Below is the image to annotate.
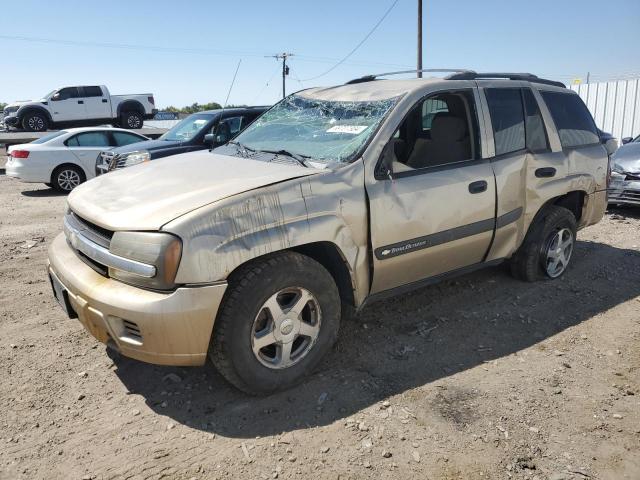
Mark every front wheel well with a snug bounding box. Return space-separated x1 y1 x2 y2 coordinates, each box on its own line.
226 243 356 308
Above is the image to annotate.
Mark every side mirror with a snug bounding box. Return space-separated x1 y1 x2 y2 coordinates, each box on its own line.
621 137 633 145
603 138 618 157
51 92 61 101
204 133 215 146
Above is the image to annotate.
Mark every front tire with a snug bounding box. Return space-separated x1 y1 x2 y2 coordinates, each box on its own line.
22 112 48 132
209 252 341 395
121 111 143 129
510 205 577 281
52 165 85 193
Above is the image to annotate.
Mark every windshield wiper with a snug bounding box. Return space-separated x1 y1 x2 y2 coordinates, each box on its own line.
228 140 255 157
259 149 310 167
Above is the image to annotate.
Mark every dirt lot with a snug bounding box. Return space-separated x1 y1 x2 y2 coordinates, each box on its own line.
1 158 639 480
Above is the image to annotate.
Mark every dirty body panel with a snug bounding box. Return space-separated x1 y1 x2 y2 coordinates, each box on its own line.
48 76 610 369
164 160 371 306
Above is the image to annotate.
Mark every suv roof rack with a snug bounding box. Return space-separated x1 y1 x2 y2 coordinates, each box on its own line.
345 69 474 84
445 71 565 88
345 69 565 88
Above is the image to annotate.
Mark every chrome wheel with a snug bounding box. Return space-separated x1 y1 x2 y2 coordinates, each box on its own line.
251 287 322 369
544 227 574 278
57 169 81 191
28 116 45 131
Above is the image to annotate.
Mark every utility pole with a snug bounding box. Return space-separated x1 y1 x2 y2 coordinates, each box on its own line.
417 0 423 78
268 53 294 99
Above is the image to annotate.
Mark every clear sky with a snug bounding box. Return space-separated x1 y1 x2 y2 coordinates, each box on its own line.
2 0 639 108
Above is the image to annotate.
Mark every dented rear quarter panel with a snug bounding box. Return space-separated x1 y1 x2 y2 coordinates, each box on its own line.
164 160 371 305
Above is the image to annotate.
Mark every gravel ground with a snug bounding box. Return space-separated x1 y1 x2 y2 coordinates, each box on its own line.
1 161 639 480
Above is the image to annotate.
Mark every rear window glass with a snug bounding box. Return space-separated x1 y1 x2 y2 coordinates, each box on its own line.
540 91 599 148
485 88 525 156
66 132 111 147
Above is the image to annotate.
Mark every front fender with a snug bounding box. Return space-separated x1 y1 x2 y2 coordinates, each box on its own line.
163 161 371 305
17 104 52 123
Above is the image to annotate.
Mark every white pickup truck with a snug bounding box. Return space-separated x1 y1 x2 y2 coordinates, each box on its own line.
2 85 157 132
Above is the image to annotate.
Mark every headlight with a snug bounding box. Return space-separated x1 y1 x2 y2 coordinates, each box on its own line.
611 162 625 174
121 150 150 168
108 231 182 290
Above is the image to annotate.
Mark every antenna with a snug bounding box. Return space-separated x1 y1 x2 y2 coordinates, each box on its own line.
210 59 242 151
267 53 294 99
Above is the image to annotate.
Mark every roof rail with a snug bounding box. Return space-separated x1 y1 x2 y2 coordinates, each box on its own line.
345 69 475 85
445 72 565 88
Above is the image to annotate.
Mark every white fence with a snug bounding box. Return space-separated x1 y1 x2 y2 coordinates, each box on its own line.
570 78 640 140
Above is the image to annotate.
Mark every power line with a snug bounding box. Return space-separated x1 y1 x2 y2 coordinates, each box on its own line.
300 0 400 81
0 34 411 70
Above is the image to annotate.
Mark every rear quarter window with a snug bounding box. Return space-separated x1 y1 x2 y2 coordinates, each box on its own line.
540 91 599 148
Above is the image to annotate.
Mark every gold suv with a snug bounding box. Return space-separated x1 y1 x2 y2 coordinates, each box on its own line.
48 71 611 394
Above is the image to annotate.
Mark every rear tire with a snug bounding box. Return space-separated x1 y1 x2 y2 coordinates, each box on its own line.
121 111 143 129
52 165 85 193
22 112 48 132
509 205 577 281
209 251 341 395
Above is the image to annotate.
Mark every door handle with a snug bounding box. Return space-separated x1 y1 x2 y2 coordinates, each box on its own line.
468 180 488 194
101 98 108 103
77 100 84 104
535 167 556 178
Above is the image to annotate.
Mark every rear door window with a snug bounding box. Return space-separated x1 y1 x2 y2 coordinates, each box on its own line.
485 88 525 156
65 132 111 147
540 91 599 148
83 86 103 97
522 89 549 152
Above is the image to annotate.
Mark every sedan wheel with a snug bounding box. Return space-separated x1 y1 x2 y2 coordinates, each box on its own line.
53 166 84 192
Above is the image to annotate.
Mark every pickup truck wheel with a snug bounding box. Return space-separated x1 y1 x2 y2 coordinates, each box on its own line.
22 112 48 132
509 205 577 281
209 251 341 395
52 165 85 193
121 111 143 129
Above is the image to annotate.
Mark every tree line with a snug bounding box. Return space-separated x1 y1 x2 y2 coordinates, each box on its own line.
163 102 249 114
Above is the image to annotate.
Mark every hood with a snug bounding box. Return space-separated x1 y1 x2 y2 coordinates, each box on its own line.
613 142 640 173
68 150 319 231
111 138 182 155
4 100 31 112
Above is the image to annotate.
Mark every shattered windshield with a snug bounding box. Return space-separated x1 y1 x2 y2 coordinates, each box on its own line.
232 94 398 164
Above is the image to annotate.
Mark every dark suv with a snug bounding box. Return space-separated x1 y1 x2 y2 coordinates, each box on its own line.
95 106 268 174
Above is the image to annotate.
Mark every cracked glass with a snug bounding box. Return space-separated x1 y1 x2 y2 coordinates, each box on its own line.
232 94 399 164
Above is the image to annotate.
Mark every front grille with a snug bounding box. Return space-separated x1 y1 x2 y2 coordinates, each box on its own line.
65 211 114 276
67 211 113 248
609 189 640 204
96 151 114 175
624 173 640 181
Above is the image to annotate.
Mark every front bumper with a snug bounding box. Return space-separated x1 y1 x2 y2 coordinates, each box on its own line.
609 174 640 206
3 115 19 127
48 233 227 366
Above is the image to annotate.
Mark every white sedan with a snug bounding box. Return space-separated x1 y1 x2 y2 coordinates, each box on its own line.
5 127 148 192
